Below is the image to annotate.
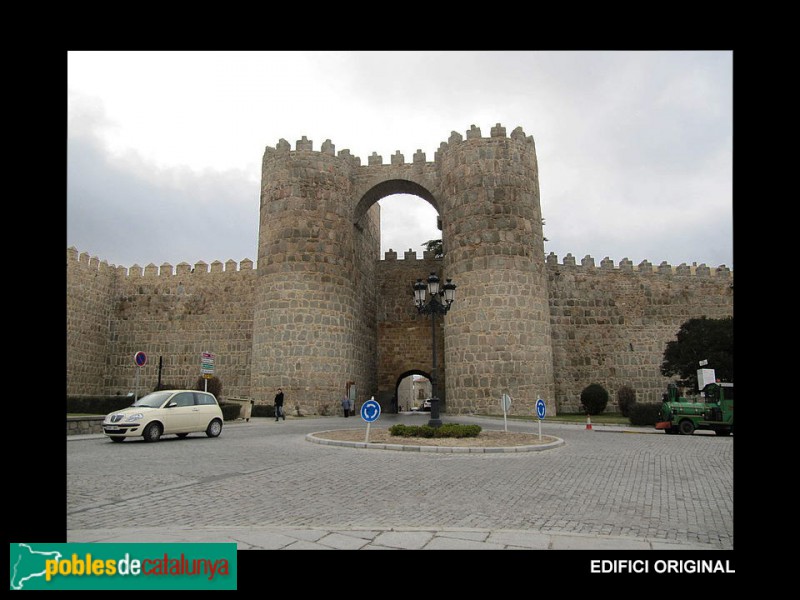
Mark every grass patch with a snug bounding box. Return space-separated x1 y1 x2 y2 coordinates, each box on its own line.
484 413 631 425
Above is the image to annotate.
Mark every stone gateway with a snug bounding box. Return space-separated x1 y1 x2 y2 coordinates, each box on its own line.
66 123 732 416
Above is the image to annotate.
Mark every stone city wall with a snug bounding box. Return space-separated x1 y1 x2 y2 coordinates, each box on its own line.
546 253 733 410
66 248 118 395
375 249 443 410
66 122 733 415
67 246 733 412
66 249 258 399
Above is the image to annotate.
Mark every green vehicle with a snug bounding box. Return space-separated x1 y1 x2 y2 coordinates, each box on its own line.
655 382 733 436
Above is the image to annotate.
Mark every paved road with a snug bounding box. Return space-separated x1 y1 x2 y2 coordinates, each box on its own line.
67 414 733 550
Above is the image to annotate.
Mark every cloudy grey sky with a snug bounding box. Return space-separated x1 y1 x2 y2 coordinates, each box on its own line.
67 51 733 271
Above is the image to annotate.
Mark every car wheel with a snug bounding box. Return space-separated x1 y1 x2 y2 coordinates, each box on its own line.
109 436 125 443
176 433 189 439
678 420 695 436
143 422 162 442
206 419 222 438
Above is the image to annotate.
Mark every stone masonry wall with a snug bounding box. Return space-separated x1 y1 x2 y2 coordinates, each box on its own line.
440 125 555 417
547 253 733 410
66 247 733 412
250 138 380 414
376 250 443 411
104 259 257 398
66 123 733 416
66 248 117 395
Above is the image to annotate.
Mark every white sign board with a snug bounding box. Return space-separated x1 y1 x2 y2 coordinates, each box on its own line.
697 368 716 390
201 352 215 375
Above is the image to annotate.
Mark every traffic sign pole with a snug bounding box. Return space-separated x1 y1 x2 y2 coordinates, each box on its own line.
536 397 546 441
201 352 215 392
133 352 148 402
501 393 511 432
361 398 381 443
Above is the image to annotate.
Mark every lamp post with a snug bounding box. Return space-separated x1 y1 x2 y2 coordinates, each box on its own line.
413 272 456 427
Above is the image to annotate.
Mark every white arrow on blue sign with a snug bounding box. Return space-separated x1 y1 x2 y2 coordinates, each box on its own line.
361 399 381 423
536 398 546 420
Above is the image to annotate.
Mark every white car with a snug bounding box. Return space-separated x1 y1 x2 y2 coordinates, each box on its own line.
103 390 224 442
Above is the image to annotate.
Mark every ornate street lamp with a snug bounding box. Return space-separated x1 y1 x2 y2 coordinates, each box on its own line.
413 272 457 427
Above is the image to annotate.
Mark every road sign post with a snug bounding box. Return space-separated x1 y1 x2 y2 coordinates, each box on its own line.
536 397 546 441
201 352 215 392
361 397 381 443
133 352 147 401
501 393 512 432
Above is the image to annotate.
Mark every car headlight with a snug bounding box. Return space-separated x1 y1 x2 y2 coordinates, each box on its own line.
125 413 144 421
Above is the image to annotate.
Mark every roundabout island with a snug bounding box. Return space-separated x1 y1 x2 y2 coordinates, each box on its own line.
306 428 564 453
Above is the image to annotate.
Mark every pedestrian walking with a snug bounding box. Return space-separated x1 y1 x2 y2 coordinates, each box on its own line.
342 395 352 417
274 388 285 421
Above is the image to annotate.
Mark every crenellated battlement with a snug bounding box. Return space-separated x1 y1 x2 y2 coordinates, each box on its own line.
380 248 440 262
67 247 256 279
66 246 116 275
374 247 733 279
70 246 732 279
545 252 732 278
68 120 733 415
262 123 535 168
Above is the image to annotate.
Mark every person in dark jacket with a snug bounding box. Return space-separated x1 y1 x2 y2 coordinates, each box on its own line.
341 395 352 417
274 388 285 421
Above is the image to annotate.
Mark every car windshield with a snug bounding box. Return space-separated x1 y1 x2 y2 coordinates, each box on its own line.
133 391 173 408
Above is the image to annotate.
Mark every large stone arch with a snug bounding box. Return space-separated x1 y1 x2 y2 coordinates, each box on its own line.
394 369 432 412
359 175 448 414
352 178 440 226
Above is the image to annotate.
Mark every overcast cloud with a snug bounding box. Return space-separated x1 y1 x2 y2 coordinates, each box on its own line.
67 51 733 270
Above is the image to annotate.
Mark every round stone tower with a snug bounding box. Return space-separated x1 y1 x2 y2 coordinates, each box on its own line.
250 137 379 412
438 124 555 415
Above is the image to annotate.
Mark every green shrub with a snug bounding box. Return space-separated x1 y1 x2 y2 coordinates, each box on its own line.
389 423 481 438
252 404 276 418
67 395 135 414
416 425 436 438
389 424 410 436
218 402 241 421
580 383 609 415
196 376 222 398
628 403 661 426
617 386 637 417
153 382 184 391
436 423 481 438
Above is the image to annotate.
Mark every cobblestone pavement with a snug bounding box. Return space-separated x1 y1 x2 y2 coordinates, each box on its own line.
67 414 733 550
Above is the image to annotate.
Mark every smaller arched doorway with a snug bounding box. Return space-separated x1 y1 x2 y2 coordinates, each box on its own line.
395 370 432 413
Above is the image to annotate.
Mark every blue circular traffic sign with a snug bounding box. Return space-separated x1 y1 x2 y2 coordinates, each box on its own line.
361 399 381 423
134 351 148 367
536 398 546 420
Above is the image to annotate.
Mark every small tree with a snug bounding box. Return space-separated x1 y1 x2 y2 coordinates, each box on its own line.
628 403 661 426
422 239 443 258
196 375 223 398
580 384 609 415
617 386 637 417
661 316 733 391
153 382 183 392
